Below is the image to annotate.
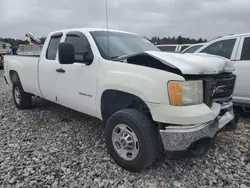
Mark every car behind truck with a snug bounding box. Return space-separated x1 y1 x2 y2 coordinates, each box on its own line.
0 41 11 69
4 28 237 172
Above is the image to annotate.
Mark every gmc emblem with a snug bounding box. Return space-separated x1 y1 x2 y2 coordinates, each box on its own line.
211 85 226 97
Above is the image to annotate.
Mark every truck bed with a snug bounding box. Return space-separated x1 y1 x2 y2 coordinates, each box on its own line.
4 55 42 97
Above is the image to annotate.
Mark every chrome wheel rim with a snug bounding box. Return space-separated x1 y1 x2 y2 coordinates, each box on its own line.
14 86 21 104
112 124 139 161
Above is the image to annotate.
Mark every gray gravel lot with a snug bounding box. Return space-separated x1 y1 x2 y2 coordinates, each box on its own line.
0 69 250 188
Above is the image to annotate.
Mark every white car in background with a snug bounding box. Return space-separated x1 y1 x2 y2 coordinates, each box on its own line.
182 43 206 53
0 41 11 69
195 33 250 110
156 44 191 52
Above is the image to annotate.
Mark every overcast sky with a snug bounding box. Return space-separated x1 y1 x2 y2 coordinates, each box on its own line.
0 0 250 40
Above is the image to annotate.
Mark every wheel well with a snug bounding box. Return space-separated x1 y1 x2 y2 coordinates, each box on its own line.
9 70 19 84
101 90 152 122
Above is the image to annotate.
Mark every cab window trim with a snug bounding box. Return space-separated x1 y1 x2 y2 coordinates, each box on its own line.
65 31 93 64
46 35 62 61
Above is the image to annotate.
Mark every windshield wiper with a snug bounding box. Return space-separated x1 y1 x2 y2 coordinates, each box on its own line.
110 56 120 60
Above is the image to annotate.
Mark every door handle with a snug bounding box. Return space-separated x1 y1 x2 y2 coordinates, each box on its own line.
56 68 65 73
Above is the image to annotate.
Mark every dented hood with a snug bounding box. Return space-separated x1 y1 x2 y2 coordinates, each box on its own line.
118 51 234 75
144 51 234 75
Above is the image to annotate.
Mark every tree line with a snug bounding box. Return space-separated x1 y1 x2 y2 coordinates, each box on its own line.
1 36 207 46
148 35 207 45
0 37 46 46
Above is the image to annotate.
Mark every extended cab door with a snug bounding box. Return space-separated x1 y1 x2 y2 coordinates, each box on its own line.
38 32 63 102
55 31 98 117
232 36 250 103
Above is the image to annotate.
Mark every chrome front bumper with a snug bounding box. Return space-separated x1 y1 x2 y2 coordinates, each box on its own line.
159 101 235 151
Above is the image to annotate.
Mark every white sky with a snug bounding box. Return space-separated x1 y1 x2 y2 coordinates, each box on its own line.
0 0 249 40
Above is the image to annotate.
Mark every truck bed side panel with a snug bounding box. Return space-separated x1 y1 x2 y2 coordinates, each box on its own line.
4 55 42 97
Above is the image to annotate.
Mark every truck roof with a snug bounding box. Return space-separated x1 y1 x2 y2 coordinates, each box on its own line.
49 28 138 36
216 32 250 39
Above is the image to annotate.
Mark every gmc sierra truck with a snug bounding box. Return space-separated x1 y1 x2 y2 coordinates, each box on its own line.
3 28 237 172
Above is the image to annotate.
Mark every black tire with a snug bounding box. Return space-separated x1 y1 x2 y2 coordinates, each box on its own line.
105 109 160 172
12 81 32 109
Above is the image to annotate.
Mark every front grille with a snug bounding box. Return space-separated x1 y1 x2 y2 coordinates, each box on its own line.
213 76 236 99
185 73 236 107
204 74 236 106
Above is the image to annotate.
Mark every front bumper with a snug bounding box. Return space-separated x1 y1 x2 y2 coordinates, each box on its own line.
159 101 235 152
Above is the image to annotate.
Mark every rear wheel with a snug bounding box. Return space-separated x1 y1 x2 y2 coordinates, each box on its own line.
12 81 32 109
105 109 160 172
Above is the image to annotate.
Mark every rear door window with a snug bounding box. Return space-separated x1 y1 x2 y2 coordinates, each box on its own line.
46 36 62 60
200 39 236 59
241 37 250 60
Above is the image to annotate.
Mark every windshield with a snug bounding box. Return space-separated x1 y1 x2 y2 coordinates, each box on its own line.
182 44 203 53
180 45 190 51
90 31 160 60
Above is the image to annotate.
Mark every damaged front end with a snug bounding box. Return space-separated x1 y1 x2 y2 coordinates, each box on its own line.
114 51 237 156
114 50 234 76
159 73 237 156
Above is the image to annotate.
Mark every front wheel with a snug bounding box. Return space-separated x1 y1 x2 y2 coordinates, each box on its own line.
104 109 160 172
12 81 32 109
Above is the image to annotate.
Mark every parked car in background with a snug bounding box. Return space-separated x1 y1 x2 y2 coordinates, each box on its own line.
4 28 237 172
156 44 191 52
0 41 11 69
182 43 206 53
195 33 250 110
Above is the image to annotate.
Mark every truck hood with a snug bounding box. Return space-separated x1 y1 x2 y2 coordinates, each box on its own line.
116 51 234 75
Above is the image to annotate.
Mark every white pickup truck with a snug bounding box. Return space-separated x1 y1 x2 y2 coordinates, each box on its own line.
4 28 237 172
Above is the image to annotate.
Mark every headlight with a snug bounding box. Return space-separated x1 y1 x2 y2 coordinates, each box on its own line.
168 80 203 106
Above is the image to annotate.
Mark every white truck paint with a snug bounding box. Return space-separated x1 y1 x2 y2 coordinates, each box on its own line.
195 33 250 109
3 28 237 172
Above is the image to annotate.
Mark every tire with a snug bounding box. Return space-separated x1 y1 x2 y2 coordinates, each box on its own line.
12 81 32 109
105 109 160 172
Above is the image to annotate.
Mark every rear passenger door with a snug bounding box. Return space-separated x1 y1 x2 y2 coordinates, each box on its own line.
39 32 62 102
232 36 250 102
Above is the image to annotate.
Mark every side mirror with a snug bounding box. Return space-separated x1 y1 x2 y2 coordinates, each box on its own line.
58 43 75 64
83 51 94 65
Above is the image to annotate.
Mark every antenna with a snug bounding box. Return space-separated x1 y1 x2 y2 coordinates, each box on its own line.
105 0 110 59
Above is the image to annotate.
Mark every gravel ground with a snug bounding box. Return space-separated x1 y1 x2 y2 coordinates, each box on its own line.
0 70 250 188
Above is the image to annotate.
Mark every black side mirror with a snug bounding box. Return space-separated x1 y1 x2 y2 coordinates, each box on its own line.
58 42 75 64
83 51 94 65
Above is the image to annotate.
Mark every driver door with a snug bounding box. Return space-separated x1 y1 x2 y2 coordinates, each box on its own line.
55 31 98 117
